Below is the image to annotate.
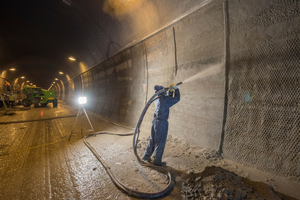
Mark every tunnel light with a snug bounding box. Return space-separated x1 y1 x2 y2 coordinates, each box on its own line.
30 83 33 85
53 82 55 84
21 76 25 79
9 68 16 71
59 71 64 75
26 80 30 82
78 97 87 105
69 57 76 61
55 78 58 80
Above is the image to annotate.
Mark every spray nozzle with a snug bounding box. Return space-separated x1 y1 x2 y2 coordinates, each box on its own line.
155 82 183 97
167 82 183 97
168 82 182 90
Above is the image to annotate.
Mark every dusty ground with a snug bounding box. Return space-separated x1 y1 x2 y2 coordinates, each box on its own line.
0 101 299 199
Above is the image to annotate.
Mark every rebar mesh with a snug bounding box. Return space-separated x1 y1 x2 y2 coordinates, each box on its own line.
223 32 300 176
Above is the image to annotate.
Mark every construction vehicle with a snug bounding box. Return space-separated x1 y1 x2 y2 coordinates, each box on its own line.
22 85 58 108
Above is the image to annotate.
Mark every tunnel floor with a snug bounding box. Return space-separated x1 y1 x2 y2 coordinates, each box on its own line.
0 101 299 200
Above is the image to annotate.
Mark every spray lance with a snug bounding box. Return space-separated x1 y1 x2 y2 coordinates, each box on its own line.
155 82 183 98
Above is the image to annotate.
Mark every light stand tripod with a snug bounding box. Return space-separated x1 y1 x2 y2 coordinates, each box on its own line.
68 98 95 141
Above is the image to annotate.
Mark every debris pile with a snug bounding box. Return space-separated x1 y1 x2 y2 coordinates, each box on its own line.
181 166 283 200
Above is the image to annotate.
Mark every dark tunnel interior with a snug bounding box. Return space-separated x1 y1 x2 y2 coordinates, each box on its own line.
0 0 299 199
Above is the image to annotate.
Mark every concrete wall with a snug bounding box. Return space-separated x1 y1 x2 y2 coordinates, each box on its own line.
0 79 4 94
223 0 300 177
62 0 225 151
54 0 299 177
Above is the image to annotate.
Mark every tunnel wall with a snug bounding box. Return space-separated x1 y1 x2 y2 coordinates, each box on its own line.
222 0 300 177
0 78 4 94
60 0 299 177
63 0 225 150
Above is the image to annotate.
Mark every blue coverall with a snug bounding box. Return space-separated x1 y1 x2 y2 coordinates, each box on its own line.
143 85 180 164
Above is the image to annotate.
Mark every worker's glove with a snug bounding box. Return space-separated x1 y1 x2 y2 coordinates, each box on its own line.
170 83 176 88
169 83 178 90
169 83 178 94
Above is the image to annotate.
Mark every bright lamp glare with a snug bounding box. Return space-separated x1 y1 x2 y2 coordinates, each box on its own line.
69 57 76 61
78 97 87 104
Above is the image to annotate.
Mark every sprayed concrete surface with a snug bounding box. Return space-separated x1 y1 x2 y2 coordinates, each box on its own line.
0 101 299 199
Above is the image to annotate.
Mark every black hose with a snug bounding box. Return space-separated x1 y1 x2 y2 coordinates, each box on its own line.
176 81 183 86
84 132 172 199
83 86 174 199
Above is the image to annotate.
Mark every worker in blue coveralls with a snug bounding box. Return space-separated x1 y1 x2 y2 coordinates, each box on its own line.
143 84 180 166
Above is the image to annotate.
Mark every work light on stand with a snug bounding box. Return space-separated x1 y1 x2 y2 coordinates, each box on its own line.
69 97 95 140
78 97 87 104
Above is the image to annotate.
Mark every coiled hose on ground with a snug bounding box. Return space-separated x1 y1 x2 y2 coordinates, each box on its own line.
83 83 182 198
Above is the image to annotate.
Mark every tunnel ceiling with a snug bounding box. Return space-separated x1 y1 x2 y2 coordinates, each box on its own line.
0 0 209 89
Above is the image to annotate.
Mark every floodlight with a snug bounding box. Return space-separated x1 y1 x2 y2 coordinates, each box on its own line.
78 97 87 104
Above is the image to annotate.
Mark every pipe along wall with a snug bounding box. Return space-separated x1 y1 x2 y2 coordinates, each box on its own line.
53 0 299 178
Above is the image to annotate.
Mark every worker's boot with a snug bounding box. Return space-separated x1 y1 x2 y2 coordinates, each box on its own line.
153 159 166 166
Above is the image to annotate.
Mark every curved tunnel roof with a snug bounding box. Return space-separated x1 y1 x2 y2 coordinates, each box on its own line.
0 0 207 89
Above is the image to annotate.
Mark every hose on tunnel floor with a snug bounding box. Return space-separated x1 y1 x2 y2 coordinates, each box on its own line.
84 131 172 199
83 84 182 199
0 115 77 125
